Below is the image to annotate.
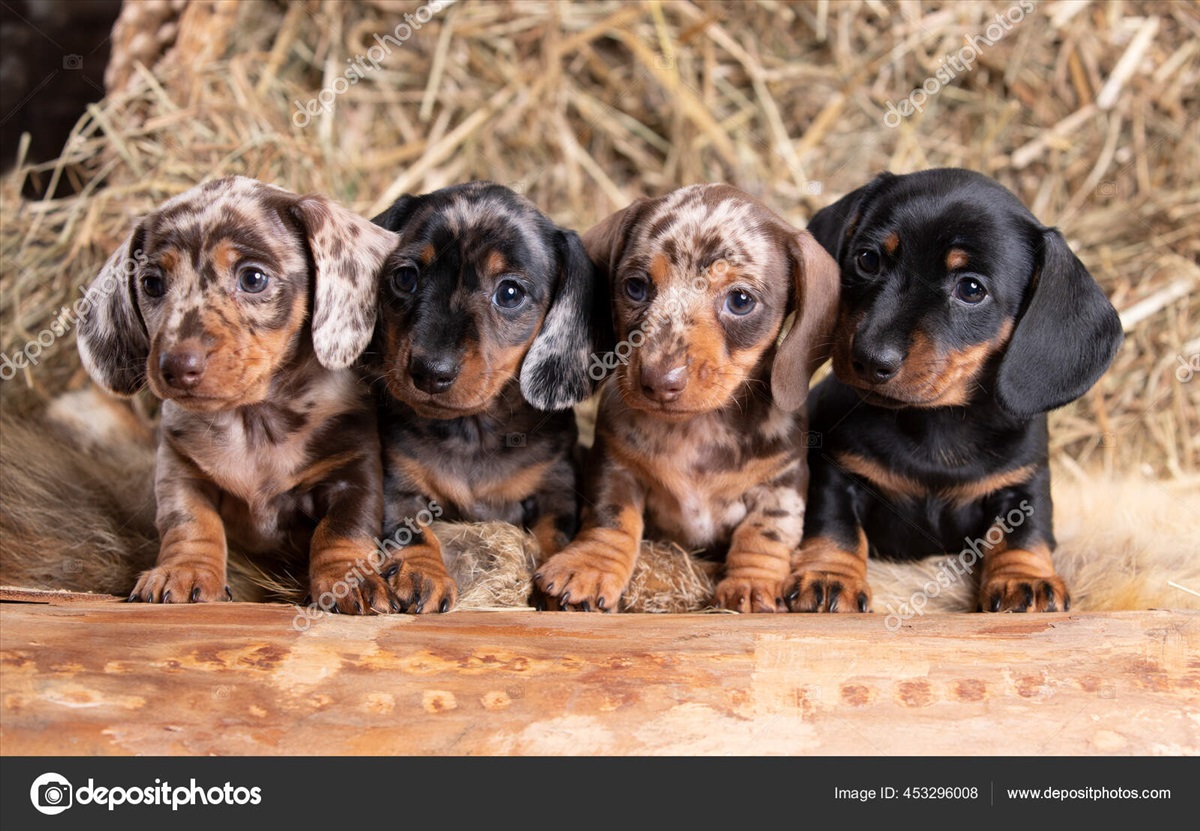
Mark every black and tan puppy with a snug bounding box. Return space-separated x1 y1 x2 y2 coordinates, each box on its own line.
76 175 401 613
533 184 840 613
365 181 606 613
788 168 1123 614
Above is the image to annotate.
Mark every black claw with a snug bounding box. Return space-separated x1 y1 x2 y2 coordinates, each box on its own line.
191 586 202 602
857 592 869 613
786 586 799 602
126 592 137 603
544 582 555 593
144 592 155 603
353 599 362 614
1063 594 1071 612
596 596 606 611
560 591 571 606
989 590 1003 612
812 582 824 607
533 572 542 583
580 600 591 612
383 564 399 580
535 598 546 612
224 585 233 602
1017 583 1034 612
162 590 172 603
1043 585 1057 612
827 582 843 612
439 597 450 614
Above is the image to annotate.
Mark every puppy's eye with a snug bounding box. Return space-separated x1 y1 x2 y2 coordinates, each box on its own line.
492 278 527 309
724 290 756 316
856 249 881 275
392 265 419 293
624 276 649 302
237 267 270 294
953 277 988 305
140 273 166 298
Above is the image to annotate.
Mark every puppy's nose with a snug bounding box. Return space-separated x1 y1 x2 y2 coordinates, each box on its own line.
851 343 904 384
159 341 207 390
410 354 460 394
640 363 688 403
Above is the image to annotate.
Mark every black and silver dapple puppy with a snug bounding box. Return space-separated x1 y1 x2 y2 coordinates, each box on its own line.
365 181 607 613
788 168 1123 614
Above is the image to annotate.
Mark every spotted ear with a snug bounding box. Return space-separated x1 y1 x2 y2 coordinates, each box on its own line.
519 229 605 411
75 226 152 396
771 231 841 413
580 197 653 284
806 172 894 263
995 228 1124 418
288 195 399 370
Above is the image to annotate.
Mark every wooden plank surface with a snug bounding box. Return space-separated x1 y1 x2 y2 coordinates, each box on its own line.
1 591 1197 755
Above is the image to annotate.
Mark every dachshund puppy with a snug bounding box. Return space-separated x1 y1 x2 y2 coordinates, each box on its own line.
533 184 840 612
789 168 1123 613
76 175 401 613
366 181 606 613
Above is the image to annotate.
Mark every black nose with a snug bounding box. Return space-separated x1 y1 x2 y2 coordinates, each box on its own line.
159 342 206 390
640 363 688 403
851 343 904 384
409 354 460 394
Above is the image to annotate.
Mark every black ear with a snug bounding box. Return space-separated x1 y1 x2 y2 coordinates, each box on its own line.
519 229 603 411
806 172 894 263
372 194 425 231
995 229 1124 418
75 226 151 396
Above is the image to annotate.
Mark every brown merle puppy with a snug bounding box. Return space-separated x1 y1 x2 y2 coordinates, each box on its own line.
533 184 840 613
366 181 606 614
76 175 401 613
788 168 1123 614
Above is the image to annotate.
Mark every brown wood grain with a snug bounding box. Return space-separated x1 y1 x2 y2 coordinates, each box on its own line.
1 590 1197 755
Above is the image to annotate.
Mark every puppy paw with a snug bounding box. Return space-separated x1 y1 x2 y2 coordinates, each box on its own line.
309 562 398 615
533 545 631 612
785 571 872 613
381 558 458 614
980 575 1069 612
130 564 229 604
713 577 787 613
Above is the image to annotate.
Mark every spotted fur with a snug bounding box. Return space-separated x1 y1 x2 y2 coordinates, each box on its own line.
533 184 840 613
74 175 401 613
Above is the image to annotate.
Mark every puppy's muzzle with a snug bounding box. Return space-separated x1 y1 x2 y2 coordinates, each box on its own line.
409 352 461 394
639 362 688 403
159 339 208 390
850 340 904 385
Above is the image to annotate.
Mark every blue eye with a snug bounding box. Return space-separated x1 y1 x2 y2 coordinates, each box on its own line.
141 273 166 298
625 276 649 302
725 290 756 316
237 267 269 294
493 278 527 309
391 265 418 293
954 277 988 305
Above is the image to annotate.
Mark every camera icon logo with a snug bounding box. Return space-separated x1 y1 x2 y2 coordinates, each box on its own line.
30 772 73 815
505 432 526 448
802 431 822 448
63 54 83 70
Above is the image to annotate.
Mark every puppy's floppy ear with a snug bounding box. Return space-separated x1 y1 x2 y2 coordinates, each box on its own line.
371 193 424 231
519 229 603 411
288 195 399 369
771 231 841 413
76 226 152 396
806 172 894 262
995 228 1123 418
580 197 653 282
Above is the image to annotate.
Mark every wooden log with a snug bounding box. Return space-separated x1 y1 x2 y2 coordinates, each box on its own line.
1 590 1196 756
